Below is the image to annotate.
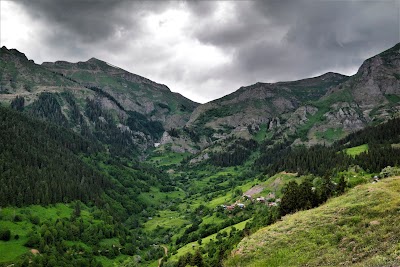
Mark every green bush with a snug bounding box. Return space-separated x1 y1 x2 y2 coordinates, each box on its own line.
0 229 11 241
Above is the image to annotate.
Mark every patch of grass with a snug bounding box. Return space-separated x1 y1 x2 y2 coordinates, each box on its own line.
99 238 120 247
138 187 185 207
171 219 250 261
0 204 75 263
147 151 190 167
144 210 188 232
385 94 400 104
225 177 400 267
254 124 268 142
344 144 369 157
0 238 29 263
71 71 95 83
315 127 345 142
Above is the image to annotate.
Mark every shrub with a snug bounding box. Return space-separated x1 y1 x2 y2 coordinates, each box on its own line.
0 229 11 241
380 166 400 178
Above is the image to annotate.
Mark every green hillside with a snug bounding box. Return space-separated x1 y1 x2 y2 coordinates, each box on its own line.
225 176 400 267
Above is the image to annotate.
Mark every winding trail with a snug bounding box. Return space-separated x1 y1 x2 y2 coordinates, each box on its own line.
158 245 168 267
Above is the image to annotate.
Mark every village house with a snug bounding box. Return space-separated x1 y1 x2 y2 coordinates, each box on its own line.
266 192 276 200
256 196 266 203
237 203 245 209
243 194 252 200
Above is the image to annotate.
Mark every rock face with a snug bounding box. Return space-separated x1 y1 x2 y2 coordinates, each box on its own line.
184 72 349 147
323 103 365 131
187 74 342 130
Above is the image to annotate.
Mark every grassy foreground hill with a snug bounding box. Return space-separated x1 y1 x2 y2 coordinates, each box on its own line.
225 176 400 267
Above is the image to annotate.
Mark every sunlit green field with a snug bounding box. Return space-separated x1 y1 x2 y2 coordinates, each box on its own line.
345 144 369 156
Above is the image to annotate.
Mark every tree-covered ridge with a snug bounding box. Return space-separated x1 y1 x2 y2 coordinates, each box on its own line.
253 117 400 176
210 138 258 167
9 90 165 158
0 105 176 220
0 106 107 206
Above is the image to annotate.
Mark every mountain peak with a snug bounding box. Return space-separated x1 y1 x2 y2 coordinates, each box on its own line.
0 46 29 61
86 57 103 64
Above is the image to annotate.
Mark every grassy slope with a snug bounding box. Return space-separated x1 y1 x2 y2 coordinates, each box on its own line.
0 204 75 263
345 144 369 157
170 219 250 261
0 204 129 266
225 176 400 267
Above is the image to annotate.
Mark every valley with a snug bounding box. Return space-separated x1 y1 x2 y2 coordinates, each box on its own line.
0 42 400 267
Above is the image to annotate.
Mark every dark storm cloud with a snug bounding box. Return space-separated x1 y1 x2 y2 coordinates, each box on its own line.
18 0 170 43
9 0 400 102
191 0 399 84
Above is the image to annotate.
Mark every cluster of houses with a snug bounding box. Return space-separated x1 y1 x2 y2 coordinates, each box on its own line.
221 202 246 211
251 192 281 207
221 192 281 211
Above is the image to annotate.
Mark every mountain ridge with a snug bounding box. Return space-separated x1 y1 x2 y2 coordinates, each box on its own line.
1 43 400 159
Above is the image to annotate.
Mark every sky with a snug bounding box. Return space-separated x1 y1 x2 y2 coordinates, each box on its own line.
1 0 399 103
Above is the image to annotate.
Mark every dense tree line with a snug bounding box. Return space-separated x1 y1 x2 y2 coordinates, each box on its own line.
1 202 162 267
265 145 352 176
127 110 164 139
10 95 25 111
84 98 142 157
30 93 69 127
18 91 164 158
87 85 126 111
336 117 400 148
0 106 174 225
0 107 107 207
61 91 85 125
355 144 400 173
211 139 258 167
254 117 400 177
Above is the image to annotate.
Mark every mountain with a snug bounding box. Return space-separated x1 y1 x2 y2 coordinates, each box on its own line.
0 46 198 156
156 43 400 160
194 43 399 141
42 57 198 129
187 72 348 138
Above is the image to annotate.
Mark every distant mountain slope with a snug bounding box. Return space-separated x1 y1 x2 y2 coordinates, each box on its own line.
225 176 400 267
0 46 199 156
175 43 400 155
187 72 348 139
42 57 198 129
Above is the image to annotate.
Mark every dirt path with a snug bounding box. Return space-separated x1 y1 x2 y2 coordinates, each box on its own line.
243 185 264 197
158 245 168 267
0 86 88 100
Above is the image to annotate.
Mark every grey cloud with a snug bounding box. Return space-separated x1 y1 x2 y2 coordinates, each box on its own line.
17 0 170 43
8 0 400 103
190 0 399 86
184 1 219 17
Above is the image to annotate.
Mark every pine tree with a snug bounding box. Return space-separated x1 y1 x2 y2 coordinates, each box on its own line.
191 250 204 267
